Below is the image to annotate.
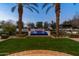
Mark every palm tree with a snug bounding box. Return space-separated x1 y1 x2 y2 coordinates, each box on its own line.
11 3 39 34
42 3 60 36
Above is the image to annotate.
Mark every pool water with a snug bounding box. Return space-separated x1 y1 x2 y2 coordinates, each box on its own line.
31 31 48 35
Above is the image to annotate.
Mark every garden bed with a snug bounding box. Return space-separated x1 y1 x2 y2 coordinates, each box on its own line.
1 34 9 39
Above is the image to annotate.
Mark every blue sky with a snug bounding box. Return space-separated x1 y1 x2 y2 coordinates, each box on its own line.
0 3 79 24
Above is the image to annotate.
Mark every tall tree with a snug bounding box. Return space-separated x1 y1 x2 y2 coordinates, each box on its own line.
1 20 16 35
11 3 39 34
36 22 43 28
62 21 72 28
27 22 35 29
44 21 49 30
50 21 56 29
42 3 60 36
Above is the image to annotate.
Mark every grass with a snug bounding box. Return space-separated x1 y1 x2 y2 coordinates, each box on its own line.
0 37 79 56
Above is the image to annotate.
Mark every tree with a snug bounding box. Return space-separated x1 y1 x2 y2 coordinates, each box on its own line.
71 15 79 28
11 3 39 34
36 22 43 28
42 3 60 36
62 21 72 28
62 14 79 29
27 22 35 29
50 21 56 29
44 21 49 30
1 21 16 35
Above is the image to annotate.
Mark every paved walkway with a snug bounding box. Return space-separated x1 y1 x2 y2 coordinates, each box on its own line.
70 38 79 42
9 50 72 56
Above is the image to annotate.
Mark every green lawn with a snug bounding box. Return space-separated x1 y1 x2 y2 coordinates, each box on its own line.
0 37 79 56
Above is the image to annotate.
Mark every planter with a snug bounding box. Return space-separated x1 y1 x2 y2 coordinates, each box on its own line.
16 34 26 37
16 32 28 36
1 34 9 39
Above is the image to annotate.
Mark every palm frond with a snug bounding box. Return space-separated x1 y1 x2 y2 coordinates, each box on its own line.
25 6 33 12
23 3 38 7
23 3 39 13
22 3 29 6
11 6 16 12
30 6 39 13
42 3 55 14
42 3 49 9
31 3 39 7
46 6 52 14
73 3 76 5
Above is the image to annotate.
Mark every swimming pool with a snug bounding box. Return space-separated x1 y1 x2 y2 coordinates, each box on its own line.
31 31 48 35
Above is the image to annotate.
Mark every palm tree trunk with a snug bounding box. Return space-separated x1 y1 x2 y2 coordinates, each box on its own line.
18 3 23 34
55 3 60 36
56 15 60 36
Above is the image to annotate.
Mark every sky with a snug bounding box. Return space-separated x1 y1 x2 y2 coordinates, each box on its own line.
0 3 79 25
